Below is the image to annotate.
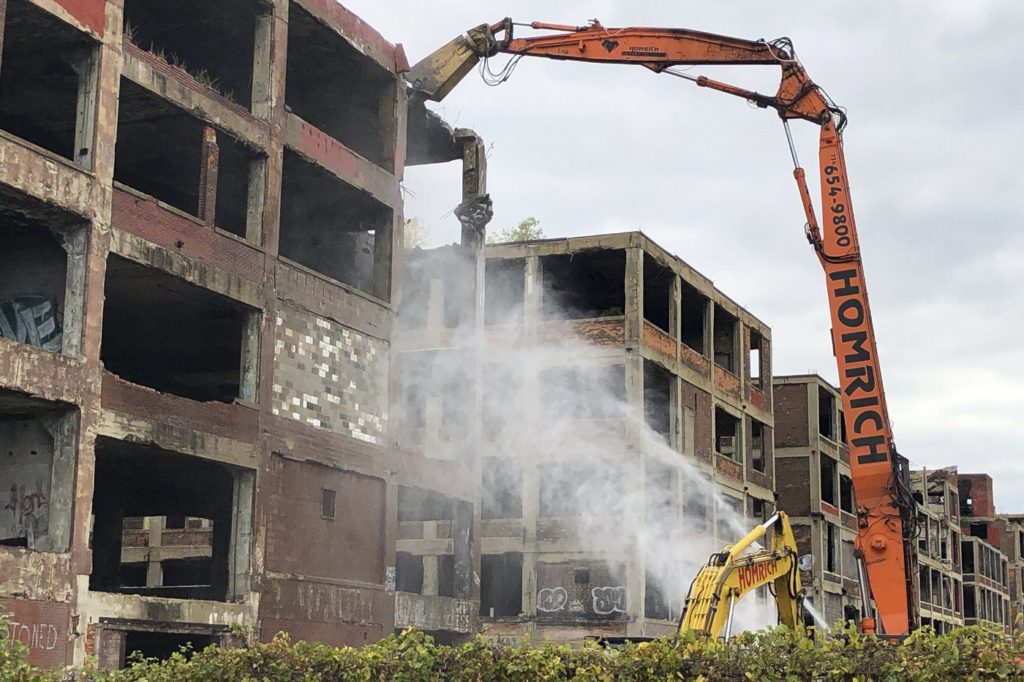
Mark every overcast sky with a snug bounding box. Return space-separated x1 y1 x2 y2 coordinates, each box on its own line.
345 2 1024 511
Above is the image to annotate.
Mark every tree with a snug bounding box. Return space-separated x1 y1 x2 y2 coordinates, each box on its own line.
404 217 430 248
487 217 544 244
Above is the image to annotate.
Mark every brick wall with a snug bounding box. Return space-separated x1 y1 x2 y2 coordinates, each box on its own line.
265 455 386 582
959 474 995 517
773 383 809 447
272 304 388 444
776 458 812 517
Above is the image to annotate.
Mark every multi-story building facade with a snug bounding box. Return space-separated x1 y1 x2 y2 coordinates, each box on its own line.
910 468 964 632
958 474 1018 632
457 232 778 643
0 0 487 667
773 375 862 627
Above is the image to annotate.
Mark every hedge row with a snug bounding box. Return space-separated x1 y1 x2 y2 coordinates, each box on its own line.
5 624 1024 681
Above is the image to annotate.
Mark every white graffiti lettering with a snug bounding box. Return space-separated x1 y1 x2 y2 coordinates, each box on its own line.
591 586 627 615
536 587 568 612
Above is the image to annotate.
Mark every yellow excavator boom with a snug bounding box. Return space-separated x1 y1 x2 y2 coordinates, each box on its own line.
679 512 803 638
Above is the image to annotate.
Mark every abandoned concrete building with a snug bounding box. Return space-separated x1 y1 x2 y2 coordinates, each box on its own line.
449 233 777 642
957 473 1022 632
773 375 862 627
910 467 964 633
0 0 499 667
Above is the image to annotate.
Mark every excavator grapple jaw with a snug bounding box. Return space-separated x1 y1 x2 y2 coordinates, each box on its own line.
408 23 498 101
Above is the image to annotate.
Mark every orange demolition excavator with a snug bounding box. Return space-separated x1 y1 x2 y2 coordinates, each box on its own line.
409 19 918 635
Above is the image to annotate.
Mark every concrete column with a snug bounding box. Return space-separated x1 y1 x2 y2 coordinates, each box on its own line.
146 517 163 587
520 255 541 630
198 126 220 226
72 46 100 169
624 247 643 349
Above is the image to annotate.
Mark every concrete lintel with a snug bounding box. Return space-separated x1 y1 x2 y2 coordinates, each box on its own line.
25 0 105 38
121 44 271 152
110 229 262 308
97 409 259 470
0 338 90 404
79 585 254 627
283 113 401 210
0 132 100 219
290 0 404 75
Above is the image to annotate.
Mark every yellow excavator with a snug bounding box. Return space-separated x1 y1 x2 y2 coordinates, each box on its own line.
678 511 804 639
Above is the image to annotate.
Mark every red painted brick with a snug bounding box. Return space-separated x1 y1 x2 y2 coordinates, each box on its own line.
111 188 264 284
4 598 71 668
55 0 104 36
101 372 258 443
643 321 675 358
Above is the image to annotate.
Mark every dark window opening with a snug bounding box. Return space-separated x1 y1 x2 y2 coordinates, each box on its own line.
574 569 591 585
123 0 259 109
820 454 837 507
437 553 455 598
713 305 738 373
964 587 976 618
117 82 261 237
397 486 453 523
482 457 523 519
214 133 262 241
818 386 836 440
321 488 336 520
0 197 82 354
749 330 764 387
286 2 395 169
643 253 671 333
825 522 838 573
644 458 674 528
540 364 625 420
750 418 766 473
90 438 240 601
539 462 623 518
279 150 392 299
645 572 670 620
0 0 98 164
0 390 76 552
715 407 739 460
751 497 767 521
485 258 526 325
683 474 711 533
124 631 215 665
540 250 625 320
115 79 204 215
481 553 522 618
680 281 708 355
716 495 743 543
482 364 521 441
398 353 429 432
101 255 254 403
395 552 424 593
643 361 672 441
838 409 848 445
840 475 854 513
970 522 988 538
962 541 974 573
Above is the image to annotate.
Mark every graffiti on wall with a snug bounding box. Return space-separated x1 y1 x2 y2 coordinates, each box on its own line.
591 586 627 615
536 585 627 616
536 587 568 613
0 297 62 352
3 480 49 544
3 600 70 668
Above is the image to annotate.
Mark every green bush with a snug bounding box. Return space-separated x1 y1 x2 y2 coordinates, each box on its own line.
4 624 1024 681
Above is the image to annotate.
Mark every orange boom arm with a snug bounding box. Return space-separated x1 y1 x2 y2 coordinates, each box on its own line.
410 18 916 635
